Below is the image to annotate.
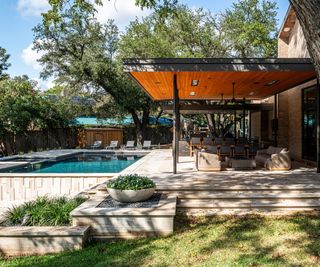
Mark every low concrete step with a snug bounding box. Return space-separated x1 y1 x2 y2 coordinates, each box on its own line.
160 190 320 199
178 198 320 209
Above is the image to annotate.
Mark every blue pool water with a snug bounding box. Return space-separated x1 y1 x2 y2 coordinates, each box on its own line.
4 154 141 173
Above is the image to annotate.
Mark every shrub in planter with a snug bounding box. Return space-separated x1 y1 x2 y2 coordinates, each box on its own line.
1 195 87 226
106 174 156 203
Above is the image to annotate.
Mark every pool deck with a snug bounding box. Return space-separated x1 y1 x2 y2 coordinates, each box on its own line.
117 149 319 190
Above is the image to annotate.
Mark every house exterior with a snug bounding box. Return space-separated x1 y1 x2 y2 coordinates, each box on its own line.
250 6 317 163
275 6 317 162
123 6 318 172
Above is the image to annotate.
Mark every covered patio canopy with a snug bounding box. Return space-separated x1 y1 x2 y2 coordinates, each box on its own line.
124 58 316 100
123 58 318 173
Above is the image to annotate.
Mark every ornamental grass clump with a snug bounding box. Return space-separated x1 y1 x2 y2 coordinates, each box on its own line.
106 174 155 191
2 195 87 226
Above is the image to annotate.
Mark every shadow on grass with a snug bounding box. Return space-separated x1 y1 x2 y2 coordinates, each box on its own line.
3 213 320 267
175 214 288 266
289 213 320 264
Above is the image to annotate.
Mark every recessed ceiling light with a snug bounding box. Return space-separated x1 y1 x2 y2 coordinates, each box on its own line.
283 27 291 32
190 91 196 96
191 80 199 86
248 92 254 96
264 80 279 87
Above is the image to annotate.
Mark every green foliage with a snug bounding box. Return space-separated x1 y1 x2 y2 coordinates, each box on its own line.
2 195 87 226
120 2 277 59
34 3 160 143
222 0 278 57
0 77 74 136
0 46 10 80
107 174 155 190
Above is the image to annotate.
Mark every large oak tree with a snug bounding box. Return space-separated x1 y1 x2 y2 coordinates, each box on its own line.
290 0 320 81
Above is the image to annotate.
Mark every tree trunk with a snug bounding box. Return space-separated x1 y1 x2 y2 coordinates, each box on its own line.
205 114 216 137
130 109 149 146
290 0 320 81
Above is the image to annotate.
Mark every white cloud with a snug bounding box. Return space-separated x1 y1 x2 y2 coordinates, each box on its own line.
94 0 151 31
17 0 50 17
21 43 43 71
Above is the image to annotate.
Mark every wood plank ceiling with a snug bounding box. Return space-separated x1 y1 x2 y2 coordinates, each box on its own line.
131 70 316 100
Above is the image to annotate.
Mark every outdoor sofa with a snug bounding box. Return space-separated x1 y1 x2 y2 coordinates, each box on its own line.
255 146 291 170
194 149 222 171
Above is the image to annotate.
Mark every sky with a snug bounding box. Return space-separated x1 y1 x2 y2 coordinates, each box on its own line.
0 0 290 89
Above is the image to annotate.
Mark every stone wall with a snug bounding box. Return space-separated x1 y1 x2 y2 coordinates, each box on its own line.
0 175 112 203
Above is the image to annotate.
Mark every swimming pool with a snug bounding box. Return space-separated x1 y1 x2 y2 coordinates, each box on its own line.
0 153 142 173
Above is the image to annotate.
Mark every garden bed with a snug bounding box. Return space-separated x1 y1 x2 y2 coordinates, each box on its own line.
0 196 89 257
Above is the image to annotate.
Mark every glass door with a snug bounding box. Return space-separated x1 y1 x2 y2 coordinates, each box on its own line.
302 86 317 161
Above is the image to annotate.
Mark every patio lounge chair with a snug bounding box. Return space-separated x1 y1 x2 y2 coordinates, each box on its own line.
256 146 291 170
125 140 135 149
195 151 222 171
90 140 102 149
142 140 152 149
106 140 118 150
190 137 202 156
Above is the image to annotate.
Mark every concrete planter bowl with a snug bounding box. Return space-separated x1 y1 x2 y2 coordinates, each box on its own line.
107 187 155 203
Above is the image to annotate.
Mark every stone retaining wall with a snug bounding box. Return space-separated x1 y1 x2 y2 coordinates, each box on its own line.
0 175 113 203
0 226 90 257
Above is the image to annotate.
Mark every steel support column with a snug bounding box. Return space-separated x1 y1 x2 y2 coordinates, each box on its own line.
249 111 252 141
317 79 320 173
234 110 237 139
273 94 278 147
242 108 246 138
173 74 180 174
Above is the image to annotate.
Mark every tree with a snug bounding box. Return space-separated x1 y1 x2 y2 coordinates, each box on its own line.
120 2 278 137
222 0 278 57
0 46 11 80
35 4 159 144
0 76 78 154
290 0 320 82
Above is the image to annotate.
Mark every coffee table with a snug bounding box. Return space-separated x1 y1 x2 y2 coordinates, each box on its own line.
225 157 256 170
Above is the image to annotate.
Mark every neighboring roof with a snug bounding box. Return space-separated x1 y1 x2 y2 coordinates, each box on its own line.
75 116 173 126
278 6 297 42
123 58 316 101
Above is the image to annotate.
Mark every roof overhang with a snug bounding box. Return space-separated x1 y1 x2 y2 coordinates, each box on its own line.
123 58 316 101
278 6 296 42
162 103 273 114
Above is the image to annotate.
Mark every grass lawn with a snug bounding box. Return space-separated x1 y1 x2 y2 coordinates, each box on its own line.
1 213 320 267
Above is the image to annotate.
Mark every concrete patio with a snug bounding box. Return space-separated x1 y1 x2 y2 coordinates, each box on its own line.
105 149 320 213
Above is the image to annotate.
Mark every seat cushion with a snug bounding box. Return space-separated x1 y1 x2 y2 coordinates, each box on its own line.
255 154 270 165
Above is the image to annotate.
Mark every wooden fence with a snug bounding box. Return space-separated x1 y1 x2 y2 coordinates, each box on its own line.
1 128 79 156
124 126 173 145
78 128 124 148
78 126 172 148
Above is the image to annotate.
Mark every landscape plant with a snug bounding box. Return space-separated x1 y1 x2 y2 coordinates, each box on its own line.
106 174 155 191
2 195 87 226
